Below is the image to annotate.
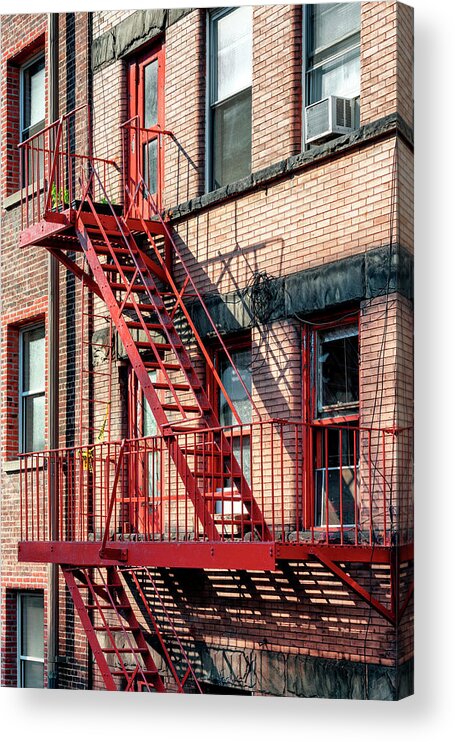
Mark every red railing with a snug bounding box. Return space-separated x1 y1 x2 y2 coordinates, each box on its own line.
18 105 119 230
19 421 413 549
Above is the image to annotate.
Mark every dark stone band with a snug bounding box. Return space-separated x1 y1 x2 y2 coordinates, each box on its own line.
92 8 193 71
186 243 413 338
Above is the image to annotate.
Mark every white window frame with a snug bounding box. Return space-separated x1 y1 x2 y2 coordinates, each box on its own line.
19 322 46 454
16 592 45 688
302 3 361 147
206 6 253 192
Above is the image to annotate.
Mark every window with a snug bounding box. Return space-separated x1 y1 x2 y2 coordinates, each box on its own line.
20 53 45 186
305 319 359 531
127 369 162 536
213 340 252 485
208 7 252 190
305 3 360 128
20 53 45 143
19 324 45 453
128 44 165 206
316 324 359 419
17 592 44 688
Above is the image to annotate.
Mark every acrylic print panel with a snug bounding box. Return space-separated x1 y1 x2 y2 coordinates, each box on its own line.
0 2 413 701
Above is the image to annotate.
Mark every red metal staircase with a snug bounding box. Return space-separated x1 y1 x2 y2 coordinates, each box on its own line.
73 188 271 542
63 565 202 692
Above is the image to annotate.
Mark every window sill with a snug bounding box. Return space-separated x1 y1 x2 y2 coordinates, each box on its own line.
3 189 23 211
3 459 44 474
3 185 44 212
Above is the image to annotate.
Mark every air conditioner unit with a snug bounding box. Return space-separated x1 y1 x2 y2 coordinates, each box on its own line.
305 96 355 144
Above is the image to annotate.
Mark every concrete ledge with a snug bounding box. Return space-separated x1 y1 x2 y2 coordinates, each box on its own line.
168 113 414 223
3 459 44 474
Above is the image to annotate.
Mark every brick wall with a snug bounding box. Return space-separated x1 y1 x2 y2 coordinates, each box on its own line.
361 2 414 128
1 4 413 696
252 4 302 170
0 13 47 198
0 11 91 690
164 9 205 206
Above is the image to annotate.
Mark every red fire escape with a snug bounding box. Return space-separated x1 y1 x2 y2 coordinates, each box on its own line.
17 107 413 692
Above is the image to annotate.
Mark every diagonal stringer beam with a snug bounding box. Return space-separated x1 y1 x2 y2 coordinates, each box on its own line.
315 552 396 625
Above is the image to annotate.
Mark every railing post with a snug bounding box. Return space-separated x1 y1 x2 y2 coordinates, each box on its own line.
99 439 128 561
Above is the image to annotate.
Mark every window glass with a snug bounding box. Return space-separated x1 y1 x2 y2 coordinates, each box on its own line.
316 325 359 415
215 6 252 101
309 46 360 102
22 55 45 138
213 88 252 189
143 139 157 195
20 324 45 453
22 325 45 392
21 594 44 659
210 8 252 189
306 3 360 127
18 593 44 689
143 372 160 504
143 371 158 437
310 3 360 53
24 394 45 453
144 59 158 128
218 347 252 427
314 426 359 528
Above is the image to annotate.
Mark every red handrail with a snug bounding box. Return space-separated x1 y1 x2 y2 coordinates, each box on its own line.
19 421 413 549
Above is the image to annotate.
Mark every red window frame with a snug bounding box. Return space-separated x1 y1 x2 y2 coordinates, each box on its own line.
127 42 165 209
302 313 360 531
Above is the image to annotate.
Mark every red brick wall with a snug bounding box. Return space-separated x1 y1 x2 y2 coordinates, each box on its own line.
0 14 47 198
0 11 91 690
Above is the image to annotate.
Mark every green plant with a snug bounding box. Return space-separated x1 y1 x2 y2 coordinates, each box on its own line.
50 182 69 208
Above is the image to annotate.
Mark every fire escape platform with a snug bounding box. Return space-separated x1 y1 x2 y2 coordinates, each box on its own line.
19 206 167 249
18 540 412 570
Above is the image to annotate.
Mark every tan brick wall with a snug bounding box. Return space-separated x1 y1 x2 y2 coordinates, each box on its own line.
252 4 302 170
164 9 205 206
361 2 414 128
92 59 127 204
92 10 135 39
172 136 403 296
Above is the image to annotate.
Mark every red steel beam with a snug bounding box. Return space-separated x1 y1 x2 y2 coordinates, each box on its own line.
275 543 396 565
18 540 277 571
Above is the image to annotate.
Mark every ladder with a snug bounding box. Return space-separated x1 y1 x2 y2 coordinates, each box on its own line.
63 565 166 691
